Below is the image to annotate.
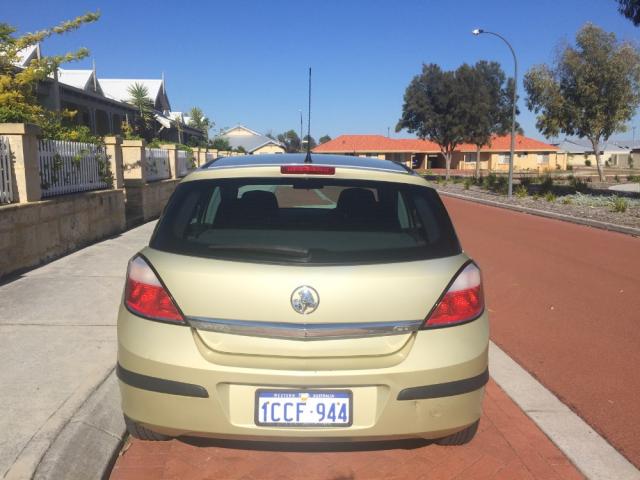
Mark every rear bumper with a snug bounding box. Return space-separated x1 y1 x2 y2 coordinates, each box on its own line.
117 306 489 440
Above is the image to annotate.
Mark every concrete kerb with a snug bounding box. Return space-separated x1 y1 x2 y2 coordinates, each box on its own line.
30 368 125 480
437 190 640 237
489 342 640 480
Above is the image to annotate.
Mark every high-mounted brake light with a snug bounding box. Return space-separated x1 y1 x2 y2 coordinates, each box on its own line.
424 262 484 328
125 256 184 323
280 165 335 175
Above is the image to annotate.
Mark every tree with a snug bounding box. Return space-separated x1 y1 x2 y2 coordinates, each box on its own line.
524 23 640 180
616 0 640 25
172 115 184 144
319 135 332 144
396 64 466 178
277 130 301 152
0 12 100 136
127 82 155 141
302 134 316 150
188 107 212 139
457 61 516 179
210 136 231 150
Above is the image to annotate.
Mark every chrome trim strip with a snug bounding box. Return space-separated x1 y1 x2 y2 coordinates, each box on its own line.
186 317 423 340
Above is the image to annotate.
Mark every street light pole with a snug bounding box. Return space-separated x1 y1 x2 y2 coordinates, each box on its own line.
473 28 518 197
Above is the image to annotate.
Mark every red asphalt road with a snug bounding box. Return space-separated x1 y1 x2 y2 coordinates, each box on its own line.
441 195 640 468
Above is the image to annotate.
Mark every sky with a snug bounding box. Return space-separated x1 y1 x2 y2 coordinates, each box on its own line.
3 0 640 141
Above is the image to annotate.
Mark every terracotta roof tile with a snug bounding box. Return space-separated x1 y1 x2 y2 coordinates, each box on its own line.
313 134 557 153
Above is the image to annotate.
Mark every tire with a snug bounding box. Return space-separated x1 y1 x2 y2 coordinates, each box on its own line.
435 420 479 446
124 415 172 441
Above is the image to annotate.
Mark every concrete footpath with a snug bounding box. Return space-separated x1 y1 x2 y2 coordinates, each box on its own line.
0 222 155 480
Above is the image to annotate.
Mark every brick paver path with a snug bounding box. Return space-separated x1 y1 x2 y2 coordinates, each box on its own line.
110 380 583 480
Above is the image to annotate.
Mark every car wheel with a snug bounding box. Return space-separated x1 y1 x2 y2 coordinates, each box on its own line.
124 415 172 441
435 420 479 446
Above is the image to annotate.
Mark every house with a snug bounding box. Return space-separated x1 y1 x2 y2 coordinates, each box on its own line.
14 44 206 143
313 134 565 171
220 125 285 154
553 138 631 168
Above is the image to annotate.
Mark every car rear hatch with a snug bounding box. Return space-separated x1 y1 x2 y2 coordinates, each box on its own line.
145 172 465 366
141 249 465 359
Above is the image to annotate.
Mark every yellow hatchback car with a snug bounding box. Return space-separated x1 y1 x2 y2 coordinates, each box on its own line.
117 153 489 445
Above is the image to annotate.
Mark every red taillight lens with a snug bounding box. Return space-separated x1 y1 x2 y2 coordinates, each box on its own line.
125 256 184 323
424 262 484 327
280 165 335 175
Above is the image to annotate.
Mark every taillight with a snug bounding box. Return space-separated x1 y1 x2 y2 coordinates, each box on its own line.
424 262 484 328
125 256 184 323
280 165 335 175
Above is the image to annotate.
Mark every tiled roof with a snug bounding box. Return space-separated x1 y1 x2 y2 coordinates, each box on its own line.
314 134 558 153
313 135 440 153
456 135 558 152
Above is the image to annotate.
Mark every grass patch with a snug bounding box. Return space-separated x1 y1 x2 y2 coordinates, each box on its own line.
515 185 528 198
611 196 629 213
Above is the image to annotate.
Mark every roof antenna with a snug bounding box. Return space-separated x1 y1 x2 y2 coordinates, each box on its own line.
304 67 312 163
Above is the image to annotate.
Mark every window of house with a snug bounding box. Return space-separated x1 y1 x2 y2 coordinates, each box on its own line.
498 154 510 164
537 154 550 164
465 153 477 163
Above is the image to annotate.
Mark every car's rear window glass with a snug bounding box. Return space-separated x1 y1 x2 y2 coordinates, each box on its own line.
151 178 460 264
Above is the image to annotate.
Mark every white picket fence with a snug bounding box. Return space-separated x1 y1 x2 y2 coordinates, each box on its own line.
144 148 171 182
176 150 194 177
38 139 110 198
0 136 13 204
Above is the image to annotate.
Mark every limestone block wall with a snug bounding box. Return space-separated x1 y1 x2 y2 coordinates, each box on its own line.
0 189 125 278
124 179 180 227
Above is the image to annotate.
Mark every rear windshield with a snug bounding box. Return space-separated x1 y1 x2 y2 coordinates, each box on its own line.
150 178 460 265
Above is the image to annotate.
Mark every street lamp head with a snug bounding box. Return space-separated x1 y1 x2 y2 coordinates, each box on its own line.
472 28 483 35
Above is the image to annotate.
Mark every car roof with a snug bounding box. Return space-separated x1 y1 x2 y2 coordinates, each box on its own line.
204 153 412 174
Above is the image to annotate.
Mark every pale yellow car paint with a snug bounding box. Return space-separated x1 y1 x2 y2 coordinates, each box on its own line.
118 307 488 440
117 160 489 440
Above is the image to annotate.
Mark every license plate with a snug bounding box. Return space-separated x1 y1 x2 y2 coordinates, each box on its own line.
255 390 352 427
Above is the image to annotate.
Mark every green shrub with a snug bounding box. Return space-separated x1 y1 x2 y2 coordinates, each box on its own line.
481 174 495 190
544 192 557 202
463 178 472 190
611 196 629 213
570 177 589 192
540 175 554 193
562 197 573 205
627 175 640 182
493 176 508 194
515 185 528 198
519 176 532 187
585 159 592 166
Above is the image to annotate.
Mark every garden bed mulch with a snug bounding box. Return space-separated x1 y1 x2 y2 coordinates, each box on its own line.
431 181 640 231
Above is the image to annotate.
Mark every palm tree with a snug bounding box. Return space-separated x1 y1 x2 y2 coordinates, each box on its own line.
127 83 155 140
188 107 212 139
